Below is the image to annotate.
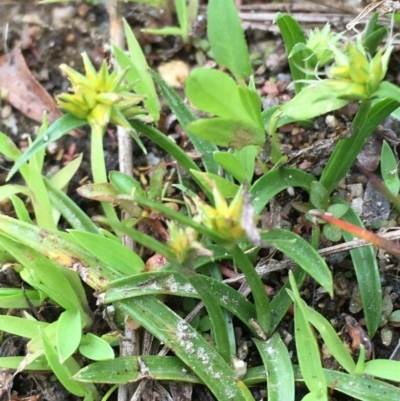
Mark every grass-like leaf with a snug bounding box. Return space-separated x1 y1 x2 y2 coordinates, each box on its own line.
288 273 327 399
254 334 295 401
149 69 219 174
320 98 399 194
262 229 333 296
251 168 316 215
7 114 86 181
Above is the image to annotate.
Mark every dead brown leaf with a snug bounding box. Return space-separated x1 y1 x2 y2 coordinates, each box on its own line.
0 47 63 124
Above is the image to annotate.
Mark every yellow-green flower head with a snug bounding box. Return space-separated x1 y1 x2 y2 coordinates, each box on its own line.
194 184 248 242
327 37 392 100
57 53 146 132
167 222 211 264
306 24 341 67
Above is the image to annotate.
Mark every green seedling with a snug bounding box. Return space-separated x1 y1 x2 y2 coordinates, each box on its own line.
142 0 199 44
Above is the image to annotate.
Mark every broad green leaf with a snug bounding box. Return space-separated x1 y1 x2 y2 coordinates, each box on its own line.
214 152 246 183
79 333 114 361
236 145 257 183
238 87 263 128
251 168 316 215
190 170 239 198
207 0 252 79
7 114 86 180
305 307 356 374
322 224 342 242
188 118 264 149
70 230 145 275
254 334 295 401
310 181 329 210
149 69 219 175
363 359 400 382
381 140 400 195
41 329 90 397
57 309 82 363
336 198 382 336
109 171 144 196
186 68 248 119
261 229 333 295
278 82 349 121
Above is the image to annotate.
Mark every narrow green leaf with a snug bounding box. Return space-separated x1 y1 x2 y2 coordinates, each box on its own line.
69 230 145 275
49 153 83 190
7 114 86 180
363 359 400 382
293 366 400 401
320 98 399 193
129 120 200 175
44 178 99 233
104 270 256 331
141 27 183 36
9 194 33 224
190 170 239 198
274 13 307 94
254 334 295 401
0 288 42 308
0 315 48 339
0 233 85 311
74 356 199 384
261 229 333 296
288 274 327 398
115 20 161 121
57 309 82 363
117 296 254 401
251 168 316 215
0 356 49 371
381 140 400 195
149 69 219 175
207 0 252 79
305 307 356 374
335 198 382 337
175 0 188 41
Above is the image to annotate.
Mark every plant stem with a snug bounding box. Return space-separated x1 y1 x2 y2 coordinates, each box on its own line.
229 244 271 334
90 125 119 225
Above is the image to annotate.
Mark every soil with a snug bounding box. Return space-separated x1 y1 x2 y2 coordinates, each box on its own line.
1 1 400 401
